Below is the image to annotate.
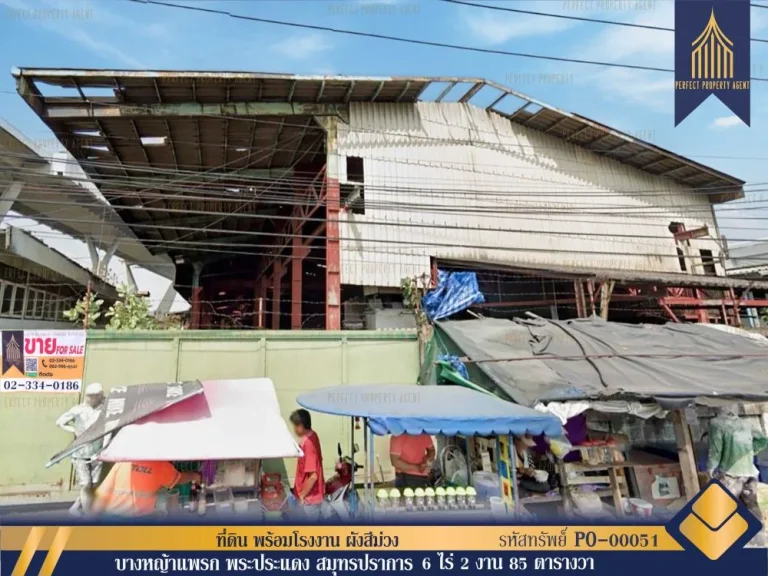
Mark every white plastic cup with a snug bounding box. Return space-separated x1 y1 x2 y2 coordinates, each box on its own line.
629 498 653 518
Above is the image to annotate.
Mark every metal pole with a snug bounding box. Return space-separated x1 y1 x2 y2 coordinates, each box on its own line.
368 421 376 518
510 435 520 516
349 417 356 518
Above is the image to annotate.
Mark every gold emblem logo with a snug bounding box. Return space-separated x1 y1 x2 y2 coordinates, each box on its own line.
676 483 750 560
691 9 734 80
5 334 21 363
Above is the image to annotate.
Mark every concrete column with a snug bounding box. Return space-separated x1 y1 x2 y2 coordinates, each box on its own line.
98 241 119 277
125 262 138 291
85 237 99 271
190 262 204 329
272 262 283 330
155 283 177 319
0 181 23 223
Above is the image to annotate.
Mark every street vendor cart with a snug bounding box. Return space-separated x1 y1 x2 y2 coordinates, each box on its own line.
75 378 302 517
297 383 562 519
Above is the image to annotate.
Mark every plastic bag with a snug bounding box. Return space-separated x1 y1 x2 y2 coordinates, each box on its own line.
548 436 574 459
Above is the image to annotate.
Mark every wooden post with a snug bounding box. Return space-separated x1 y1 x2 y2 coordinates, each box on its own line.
599 280 615 320
586 280 596 316
573 281 585 318
608 468 625 517
672 410 700 500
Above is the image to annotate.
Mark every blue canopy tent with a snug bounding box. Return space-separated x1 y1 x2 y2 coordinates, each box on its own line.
297 384 562 517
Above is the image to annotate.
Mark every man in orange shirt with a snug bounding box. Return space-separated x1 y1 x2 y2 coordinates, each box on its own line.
390 434 435 489
90 461 201 517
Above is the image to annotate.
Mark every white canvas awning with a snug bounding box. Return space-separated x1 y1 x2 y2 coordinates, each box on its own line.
99 378 302 462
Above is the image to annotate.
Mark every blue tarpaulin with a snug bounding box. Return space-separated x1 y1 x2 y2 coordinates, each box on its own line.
296 384 561 437
438 354 470 381
422 270 484 321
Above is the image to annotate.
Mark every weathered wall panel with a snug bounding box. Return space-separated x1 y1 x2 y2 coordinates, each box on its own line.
0 330 418 496
337 102 723 287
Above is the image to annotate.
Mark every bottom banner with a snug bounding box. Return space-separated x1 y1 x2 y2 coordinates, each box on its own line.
2 549 767 576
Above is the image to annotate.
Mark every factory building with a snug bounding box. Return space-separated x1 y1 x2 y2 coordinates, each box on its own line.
14 69 768 329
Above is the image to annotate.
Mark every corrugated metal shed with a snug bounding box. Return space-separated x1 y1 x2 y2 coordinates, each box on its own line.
11 70 744 281
338 102 725 286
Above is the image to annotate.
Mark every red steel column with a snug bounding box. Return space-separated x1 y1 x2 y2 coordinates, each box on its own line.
291 236 310 330
272 263 282 330
191 288 202 329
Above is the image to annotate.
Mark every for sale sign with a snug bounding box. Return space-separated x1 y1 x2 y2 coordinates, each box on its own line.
0 330 86 393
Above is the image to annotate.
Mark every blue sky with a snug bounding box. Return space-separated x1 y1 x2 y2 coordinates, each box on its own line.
0 0 766 257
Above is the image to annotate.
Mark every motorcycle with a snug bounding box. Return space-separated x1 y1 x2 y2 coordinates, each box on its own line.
324 442 362 520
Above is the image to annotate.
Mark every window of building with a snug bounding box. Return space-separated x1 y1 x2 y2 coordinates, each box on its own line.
26 290 37 318
676 248 687 272
342 156 365 215
34 292 46 319
700 249 717 276
45 296 57 320
12 287 25 316
0 283 12 315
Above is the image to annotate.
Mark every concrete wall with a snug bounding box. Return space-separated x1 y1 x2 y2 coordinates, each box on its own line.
0 329 419 497
337 102 723 287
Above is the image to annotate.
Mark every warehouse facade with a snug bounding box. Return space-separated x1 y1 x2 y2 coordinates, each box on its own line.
14 70 766 329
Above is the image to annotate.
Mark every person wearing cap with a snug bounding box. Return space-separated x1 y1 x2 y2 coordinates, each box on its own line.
56 382 107 515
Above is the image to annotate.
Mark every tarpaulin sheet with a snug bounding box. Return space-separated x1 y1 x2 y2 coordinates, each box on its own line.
46 380 203 468
422 270 484 321
437 317 768 409
99 378 302 462
296 384 562 437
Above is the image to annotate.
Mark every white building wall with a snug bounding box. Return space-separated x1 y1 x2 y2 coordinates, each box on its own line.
336 102 723 287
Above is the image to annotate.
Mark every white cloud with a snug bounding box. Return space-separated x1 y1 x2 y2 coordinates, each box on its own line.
579 2 673 64
465 11 574 44
584 67 672 111
710 115 744 129
0 0 154 68
271 33 332 60
462 1 580 45
573 3 673 109
65 29 147 68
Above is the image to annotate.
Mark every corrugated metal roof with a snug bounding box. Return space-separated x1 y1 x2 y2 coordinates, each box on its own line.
440 258 768 290
13 69 744 201
10 69 745 265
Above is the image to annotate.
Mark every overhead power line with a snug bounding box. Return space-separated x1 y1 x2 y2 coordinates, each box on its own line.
442 0 768 45
127 0 768 81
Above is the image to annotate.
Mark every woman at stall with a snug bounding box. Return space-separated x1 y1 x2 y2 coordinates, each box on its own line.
390 433 435 489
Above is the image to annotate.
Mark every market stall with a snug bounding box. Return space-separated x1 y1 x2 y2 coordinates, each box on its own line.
98 378 303 517
425 316 768 520
296 383 562 519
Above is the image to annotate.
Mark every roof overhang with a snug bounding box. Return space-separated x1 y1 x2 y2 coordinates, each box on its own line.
441 258 768 291
0 118 175 280
12 68 744 203
0 225 118 299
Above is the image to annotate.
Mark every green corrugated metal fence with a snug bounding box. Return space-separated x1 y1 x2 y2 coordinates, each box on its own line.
0 329 419 497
